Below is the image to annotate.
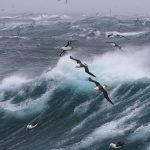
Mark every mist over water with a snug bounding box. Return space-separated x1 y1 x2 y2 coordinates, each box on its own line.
0 14 150 150
1 0 150 16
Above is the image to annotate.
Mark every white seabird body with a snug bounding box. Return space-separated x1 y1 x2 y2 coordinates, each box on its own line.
94 86 99 90
61 46 72 51
27 122 38 129
94 85 106 90
109 142 124 149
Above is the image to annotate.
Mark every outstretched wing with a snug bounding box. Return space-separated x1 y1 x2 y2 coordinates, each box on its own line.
64 41 70 47
85 67 96 77
101 89 114 105
88 77 100 87
120 35 130 40
105 41 114 43
113 42 117 45
60 50 66 56
105 41 116 44
116 44 122 49
70 56 82 64
107 33 113 38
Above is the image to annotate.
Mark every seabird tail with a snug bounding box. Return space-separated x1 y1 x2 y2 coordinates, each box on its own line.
107 97 114 105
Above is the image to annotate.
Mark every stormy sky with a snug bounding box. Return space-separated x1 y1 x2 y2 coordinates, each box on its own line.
0 0 149 15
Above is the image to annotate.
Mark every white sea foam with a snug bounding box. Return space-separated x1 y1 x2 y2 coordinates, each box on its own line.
0 75 30 91
106 31 146 37
0 86 55 117
45 47 150 85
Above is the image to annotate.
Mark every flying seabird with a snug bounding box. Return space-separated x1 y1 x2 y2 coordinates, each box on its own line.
27 120 39 130
88 77 114 105
70 56 96 78
106 41 122 49
109 141 124 149
115 34 130 40
107 33 115 38
59 41 73 56
135 18 142 25
107 33 130 40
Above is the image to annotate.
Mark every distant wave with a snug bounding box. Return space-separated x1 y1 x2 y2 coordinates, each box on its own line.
105 31 147 37
1 22 30 30
0 16 19 19
29 14 71 21
0 35 30 40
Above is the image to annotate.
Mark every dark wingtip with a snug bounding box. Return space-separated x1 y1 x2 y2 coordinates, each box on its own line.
88 77 92 81
112 102 114 105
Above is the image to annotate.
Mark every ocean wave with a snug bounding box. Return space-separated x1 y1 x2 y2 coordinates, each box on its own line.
29 14 71 21
45 48 150 85
0 35 30 40
1 22 30 30
0 75 57 117
105 31 147 37
0 14 150 150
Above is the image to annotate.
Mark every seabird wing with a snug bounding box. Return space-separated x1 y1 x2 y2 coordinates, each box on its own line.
60 50 66 56
121 35 130 40
107 34 113 38
88 77 100 86
101 89 114 105
119 45 122 49
113 42 121 48
116 44 122 49
105 41 114 43
85 67 96 77
113 42 117 45
70 56 82 64
105 41 116 45
64 41 70 47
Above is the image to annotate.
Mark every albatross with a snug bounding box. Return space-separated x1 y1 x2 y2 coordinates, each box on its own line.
106 41 122 49
107 33 130 40
109 141 124 149
59 41 73 56
116 34 130 40
88 77 114 105
27 120 39 130
70 56 96 78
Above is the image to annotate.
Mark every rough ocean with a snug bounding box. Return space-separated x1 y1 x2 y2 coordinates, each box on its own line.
0 14 150 150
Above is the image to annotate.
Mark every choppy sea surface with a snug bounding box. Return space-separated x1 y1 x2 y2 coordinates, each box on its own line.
0 14 150 150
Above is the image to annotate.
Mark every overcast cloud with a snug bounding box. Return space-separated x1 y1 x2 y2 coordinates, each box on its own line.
0 0 149 15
